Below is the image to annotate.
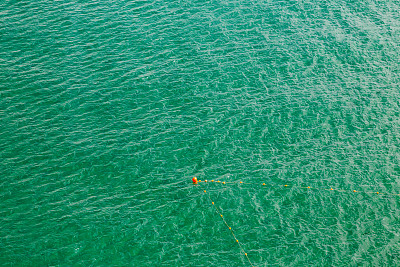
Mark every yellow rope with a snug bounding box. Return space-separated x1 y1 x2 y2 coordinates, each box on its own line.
193 177 397 266
202 189 255 267
197 179 398 197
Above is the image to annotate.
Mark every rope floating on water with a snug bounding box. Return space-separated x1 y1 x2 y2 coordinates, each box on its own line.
193 177 396 197
199 186 255 267
192 176 394 266
193 177 254 265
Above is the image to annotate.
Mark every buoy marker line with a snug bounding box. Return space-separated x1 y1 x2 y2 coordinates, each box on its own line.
201 188 255 267
193 176 255 266
191 176 395 266
192 177 399 197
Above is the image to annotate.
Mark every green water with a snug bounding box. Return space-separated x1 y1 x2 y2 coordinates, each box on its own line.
1 0 400 266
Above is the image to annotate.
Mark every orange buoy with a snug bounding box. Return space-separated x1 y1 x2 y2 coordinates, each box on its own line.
192 177 198 184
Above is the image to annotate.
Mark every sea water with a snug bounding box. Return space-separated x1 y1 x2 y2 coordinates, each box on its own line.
1 0 400 266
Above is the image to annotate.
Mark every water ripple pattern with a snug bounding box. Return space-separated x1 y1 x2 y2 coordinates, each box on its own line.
1 0 400 266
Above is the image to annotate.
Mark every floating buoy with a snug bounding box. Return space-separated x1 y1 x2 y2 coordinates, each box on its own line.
192 177 198 184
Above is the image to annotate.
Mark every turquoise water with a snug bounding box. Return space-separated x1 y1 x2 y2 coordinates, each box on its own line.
1 0 400 266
